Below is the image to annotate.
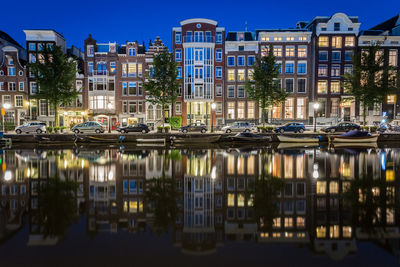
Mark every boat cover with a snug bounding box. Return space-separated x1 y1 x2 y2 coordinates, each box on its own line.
340 130 371 137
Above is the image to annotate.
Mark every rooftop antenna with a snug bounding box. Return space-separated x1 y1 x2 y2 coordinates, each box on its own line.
245 21 248 32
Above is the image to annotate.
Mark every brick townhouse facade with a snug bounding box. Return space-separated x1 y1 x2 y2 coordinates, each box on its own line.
172 19 225 127
1 12 399 129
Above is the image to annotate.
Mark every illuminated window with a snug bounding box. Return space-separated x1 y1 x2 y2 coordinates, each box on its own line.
272 104 281 119
261 46 269 56
297 217 305 227
237 69 245 81
286 37 295 41
296 98 306 119
329 225 340 238
318 65 328 76
386 169 395 181
284 98 294 119
228 193 235 207
331 65 340 77
227 102 235 119
298 47 307 57
274 37 282 41
317 181 326 194
331 36 342 48
238 193 245 207
247 101 255 119
331 81 340 94
261 37 270 41
329 181 339 194
345 36 355 47
387 208 395 224
128 63 136 77
284 217 293 228
273 217 281 228
316 226 326 238
273 46 282 57
389 50 398 66
129 200 137 213
238 102 245 119
296 155 305 178
286 46 295 57
318 36 329 47
228 69 235 81
247 156 255 175
317 81 327 94
343 226 352 238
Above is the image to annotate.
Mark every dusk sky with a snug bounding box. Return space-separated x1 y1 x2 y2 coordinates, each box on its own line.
3 0 399 50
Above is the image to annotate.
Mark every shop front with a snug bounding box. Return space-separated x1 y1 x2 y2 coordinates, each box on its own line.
92 115 118 131
186 102 211 126
59 111 85 128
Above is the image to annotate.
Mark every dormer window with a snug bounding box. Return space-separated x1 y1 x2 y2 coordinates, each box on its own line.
334 23 340 31
87 45 94 57
348 27 353 31
321 27 327 31
128 48 136 56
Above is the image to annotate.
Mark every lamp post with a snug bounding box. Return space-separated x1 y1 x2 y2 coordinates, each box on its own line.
2 103 11 133
313 102 320 133
211 103 216 133
107 102 113 133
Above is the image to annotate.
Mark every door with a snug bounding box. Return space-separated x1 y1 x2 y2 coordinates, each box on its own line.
344 108 350 121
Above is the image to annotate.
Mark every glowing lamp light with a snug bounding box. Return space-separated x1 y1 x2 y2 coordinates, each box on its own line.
107 103 113 109
108 170 114 180
313 170 319 179
211 166 217 180
3 103 11 109
313 103 320 110
211 103 216 110
4 170 12 181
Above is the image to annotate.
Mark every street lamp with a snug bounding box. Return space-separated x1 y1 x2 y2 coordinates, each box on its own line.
107 102 113 133
211 103 216 133
2 103 11 133
313 102 320 132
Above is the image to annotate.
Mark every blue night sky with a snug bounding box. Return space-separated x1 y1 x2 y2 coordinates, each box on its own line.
2 0 399 50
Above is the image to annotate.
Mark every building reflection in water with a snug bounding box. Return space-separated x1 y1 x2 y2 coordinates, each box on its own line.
0 146 399 261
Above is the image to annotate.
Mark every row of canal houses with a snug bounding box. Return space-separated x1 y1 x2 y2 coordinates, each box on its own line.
0 147 400 261
0 13 399 129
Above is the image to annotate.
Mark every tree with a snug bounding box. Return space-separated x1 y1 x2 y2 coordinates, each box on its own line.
37 177 79 239
143 51 181 127
245 44 288 125
343 43 397 125
28 45 78 127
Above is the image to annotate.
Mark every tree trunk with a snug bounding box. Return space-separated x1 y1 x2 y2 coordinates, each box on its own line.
53 102 58 127
261 107 265 127
363 105 367 126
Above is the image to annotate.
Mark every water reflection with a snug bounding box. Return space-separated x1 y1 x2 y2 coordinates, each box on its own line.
0 146 400 262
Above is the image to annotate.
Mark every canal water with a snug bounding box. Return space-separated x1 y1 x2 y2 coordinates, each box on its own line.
0 144 399 266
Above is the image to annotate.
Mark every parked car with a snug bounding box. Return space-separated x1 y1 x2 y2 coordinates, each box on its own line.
15 122 46 134
275 123 306 133
72 121 105 134
322 122 360 133
221 122 253 133
117 124 150 134
180 123 207 133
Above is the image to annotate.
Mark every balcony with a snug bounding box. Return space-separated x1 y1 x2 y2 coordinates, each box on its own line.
184 94 213 101
88 70 116 77
183 36 214 43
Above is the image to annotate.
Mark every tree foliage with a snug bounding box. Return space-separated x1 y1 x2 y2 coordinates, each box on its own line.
245 44 288 125
28 45 78 126
143 51 181 126
343 43 398 125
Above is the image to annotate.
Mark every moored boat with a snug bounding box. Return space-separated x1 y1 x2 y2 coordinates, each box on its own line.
231 132 271 142
277 135 320 143
171 135 220 144
329 130 378 143
136 138 166 146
